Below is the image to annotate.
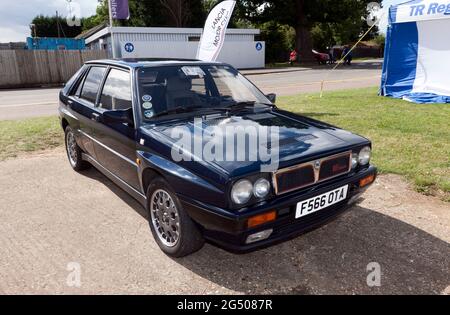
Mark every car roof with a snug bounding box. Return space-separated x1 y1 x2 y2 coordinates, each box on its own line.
85 58 224 69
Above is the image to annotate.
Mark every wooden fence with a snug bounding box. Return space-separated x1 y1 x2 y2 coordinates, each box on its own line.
0 50 108 89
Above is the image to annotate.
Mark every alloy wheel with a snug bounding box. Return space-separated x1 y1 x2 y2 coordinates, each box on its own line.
150 189 180 247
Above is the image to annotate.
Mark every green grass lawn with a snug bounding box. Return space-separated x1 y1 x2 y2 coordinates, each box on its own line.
278 87 450 200
0 116 63 160
0 88 448 200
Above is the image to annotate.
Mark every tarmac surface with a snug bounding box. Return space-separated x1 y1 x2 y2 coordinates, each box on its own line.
0 149 448 294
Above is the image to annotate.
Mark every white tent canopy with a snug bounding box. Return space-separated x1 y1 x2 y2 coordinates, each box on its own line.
381 0 450 103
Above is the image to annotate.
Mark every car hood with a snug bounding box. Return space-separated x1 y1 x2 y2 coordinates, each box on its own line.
142 109 369 177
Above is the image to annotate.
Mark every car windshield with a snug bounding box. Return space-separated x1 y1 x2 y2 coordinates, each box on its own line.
137 65 271 120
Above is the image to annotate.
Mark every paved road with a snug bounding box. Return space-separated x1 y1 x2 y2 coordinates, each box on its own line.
249 60 382 96
0 60 382 120
0 88 61 120
0 149 448 294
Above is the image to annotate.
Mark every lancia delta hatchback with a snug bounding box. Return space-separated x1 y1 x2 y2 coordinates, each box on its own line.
59 59 377 257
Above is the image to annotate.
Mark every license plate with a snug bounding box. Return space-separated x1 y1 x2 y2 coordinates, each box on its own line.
296 185 349 219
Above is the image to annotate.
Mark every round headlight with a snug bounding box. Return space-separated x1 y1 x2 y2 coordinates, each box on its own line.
253 178 271 198
358 146 371 165
231 180 253 204
351 153 359 169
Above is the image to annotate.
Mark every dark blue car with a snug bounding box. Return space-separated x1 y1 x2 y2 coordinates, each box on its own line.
59 58 377 257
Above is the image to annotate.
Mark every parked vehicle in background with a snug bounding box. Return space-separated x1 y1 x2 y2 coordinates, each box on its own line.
312 50 330 65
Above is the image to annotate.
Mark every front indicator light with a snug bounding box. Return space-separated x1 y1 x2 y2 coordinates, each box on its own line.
247 211 276 228
246 229 273 244
359 174 375 187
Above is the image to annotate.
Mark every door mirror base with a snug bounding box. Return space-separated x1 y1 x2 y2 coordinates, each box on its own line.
102 108 134 126
266 93 277 104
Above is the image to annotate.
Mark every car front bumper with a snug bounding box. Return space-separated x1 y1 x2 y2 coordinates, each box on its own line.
180 165 377 253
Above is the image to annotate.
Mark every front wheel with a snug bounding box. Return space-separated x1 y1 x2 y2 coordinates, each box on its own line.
65 126 90 171
146 177 204 257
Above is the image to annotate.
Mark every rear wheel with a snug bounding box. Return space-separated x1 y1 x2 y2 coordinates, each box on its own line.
146 177 204 257
65 126 90 171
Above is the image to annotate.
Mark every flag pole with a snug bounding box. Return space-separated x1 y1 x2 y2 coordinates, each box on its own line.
108 0 116 58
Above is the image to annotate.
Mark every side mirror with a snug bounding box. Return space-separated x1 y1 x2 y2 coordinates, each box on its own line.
266 93 277 104
102 108 134 126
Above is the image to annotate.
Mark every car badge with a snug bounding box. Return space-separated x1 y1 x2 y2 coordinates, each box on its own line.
142 94 152 102
314 160 321 169
142 102 153 109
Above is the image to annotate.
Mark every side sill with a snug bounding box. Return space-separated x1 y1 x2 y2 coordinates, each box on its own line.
82 153 147 207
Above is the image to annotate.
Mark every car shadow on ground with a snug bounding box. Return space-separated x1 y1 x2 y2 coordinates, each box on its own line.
81 168 450 295
80 168 149 220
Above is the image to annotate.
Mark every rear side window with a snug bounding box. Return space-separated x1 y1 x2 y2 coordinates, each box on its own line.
80 66 106 104
64 66 86 96
99 69 132 110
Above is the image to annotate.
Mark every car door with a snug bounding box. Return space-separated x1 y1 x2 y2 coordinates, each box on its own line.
67 65 107 159
93 67 140 191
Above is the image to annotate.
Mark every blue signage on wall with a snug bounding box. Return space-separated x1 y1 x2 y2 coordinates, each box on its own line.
124 42 134 53
255 42 263 51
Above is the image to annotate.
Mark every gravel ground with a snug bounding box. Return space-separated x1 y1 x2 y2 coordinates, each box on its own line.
0 149 448 294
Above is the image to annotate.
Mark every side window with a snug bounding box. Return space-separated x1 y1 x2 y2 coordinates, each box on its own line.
191 77 207 96
65 66 86 96
99 69 132 110
79 66 106 104
72 71 87 97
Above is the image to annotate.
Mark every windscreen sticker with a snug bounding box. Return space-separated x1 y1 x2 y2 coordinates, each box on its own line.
142 94 152 102
144 110 154 118
142 102 153 109
181 66 205 78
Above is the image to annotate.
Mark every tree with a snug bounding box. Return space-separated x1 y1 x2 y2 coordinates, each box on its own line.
241 0 375 61
82 0 206 30
30 14 82 38
159 0 206 27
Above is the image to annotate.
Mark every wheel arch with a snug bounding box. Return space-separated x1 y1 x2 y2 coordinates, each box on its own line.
142 167 165 195
61 117 69 131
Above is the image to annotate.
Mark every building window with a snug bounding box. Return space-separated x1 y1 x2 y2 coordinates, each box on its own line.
188 36 200 42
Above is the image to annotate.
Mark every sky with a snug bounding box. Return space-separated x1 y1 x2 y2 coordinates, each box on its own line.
0 0 407 43
0 0 98 42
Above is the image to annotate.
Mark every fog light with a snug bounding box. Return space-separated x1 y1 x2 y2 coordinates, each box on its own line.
359 174 375 187
246 229 273 244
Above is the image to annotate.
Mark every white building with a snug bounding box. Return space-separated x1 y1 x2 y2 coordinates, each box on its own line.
81 26 265 69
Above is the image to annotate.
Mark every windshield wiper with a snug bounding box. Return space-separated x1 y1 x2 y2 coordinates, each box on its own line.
152 105 204 118
213 101 256 112
213 101 274 113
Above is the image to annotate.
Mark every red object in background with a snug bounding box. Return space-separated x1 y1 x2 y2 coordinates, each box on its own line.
312 50 330 64
289 50 298 62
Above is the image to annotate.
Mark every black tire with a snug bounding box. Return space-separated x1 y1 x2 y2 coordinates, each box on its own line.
146 177 204 257
64 126 90 172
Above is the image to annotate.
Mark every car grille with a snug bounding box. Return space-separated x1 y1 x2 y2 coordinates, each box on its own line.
273 151 352 195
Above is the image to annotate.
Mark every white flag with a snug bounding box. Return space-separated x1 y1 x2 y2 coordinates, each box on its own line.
196 0 236 62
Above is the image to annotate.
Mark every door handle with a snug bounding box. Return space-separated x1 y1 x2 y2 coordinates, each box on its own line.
91 113 101 122
67 99 73 108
